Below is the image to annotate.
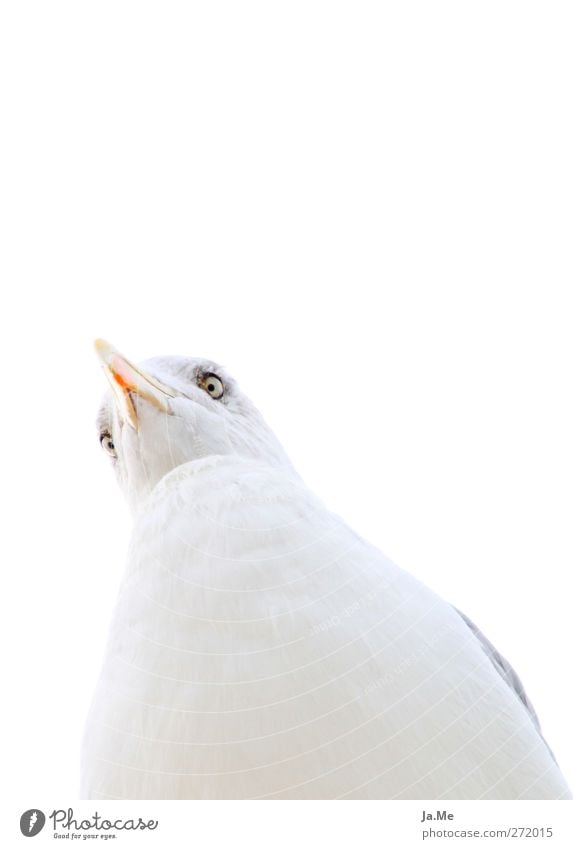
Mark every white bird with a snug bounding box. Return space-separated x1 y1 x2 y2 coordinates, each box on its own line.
81 339 571 800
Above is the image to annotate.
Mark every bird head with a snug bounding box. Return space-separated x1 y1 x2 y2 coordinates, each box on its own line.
94 339 294 511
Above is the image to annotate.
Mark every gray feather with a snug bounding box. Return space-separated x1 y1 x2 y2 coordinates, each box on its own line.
454 606 555 761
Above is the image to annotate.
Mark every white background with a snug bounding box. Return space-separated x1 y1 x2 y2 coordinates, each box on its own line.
1 1 572 805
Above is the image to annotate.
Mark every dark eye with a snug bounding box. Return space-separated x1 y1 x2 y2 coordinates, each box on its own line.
99 432 117 458
199 373 224 400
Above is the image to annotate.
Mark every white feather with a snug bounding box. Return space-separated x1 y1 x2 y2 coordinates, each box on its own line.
81 455 571 799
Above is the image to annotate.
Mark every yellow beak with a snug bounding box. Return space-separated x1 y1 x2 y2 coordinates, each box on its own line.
94 338 177 429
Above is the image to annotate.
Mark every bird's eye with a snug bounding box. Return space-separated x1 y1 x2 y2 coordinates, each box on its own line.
100 432 117 458
199 373 224 400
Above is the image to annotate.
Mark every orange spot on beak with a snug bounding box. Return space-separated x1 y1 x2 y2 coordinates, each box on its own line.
112 370 133 392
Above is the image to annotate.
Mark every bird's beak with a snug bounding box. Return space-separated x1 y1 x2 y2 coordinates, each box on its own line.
94 338 178 430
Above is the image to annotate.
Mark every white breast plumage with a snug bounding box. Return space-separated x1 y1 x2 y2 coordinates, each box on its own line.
81 455 571 800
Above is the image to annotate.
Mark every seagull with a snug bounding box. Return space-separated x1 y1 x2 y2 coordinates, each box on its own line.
81 339 571 800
